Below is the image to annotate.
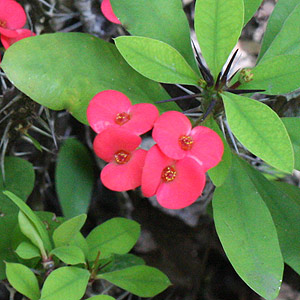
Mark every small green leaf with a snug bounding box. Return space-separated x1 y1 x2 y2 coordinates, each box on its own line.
56 138 93 219
0 157 35 216
222 92 294 173
110 0 199 74
50 246 85 265
87 296 115 300
6 262 40 300
194 0 244 79
258 0 300 61
243 0 262 26
24 132 43 152
69 233 89 258
3 191 52 251
40 267 90 300
15 242 40 259
2 32 177 124
281 117 300 170
115 36 201 85
239 55 300 95
86 217 140 261
213 155 283 300
53 214 87 248
98 265 171 297
204 118 232 186
238 160 300 275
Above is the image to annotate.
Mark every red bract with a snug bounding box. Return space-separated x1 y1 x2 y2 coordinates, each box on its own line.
142 145 206 209
100 0 121 24
1 28 35 49
93 127 147 191
87 90 159 136
152 111 224 171
0 0 26 37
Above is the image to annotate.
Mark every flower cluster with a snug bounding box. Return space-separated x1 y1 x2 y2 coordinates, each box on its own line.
87 90 224 209
0 0 35 50
100 0 121 24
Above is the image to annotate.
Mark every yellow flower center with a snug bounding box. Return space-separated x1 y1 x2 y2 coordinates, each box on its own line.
178 135 193 150
161 166 177 182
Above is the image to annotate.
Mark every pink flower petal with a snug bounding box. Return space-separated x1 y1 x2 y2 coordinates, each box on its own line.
0 0 26 31
87 90 132 134
1 28 35 49
156 157 206 209
101 0 121 24
93 127 141 162
152 111 192 160
101 149 147 191
189 126 224 171
141 145 173 197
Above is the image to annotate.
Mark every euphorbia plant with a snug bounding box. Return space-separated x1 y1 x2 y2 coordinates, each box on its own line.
1 0 300 300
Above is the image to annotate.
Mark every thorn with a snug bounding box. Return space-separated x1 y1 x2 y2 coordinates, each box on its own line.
226 89 266 94
220 49 239 84
156 93 202 104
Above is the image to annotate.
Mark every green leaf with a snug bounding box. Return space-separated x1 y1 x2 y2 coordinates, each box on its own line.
50 246 86 265
213 155 283 300
98 265 170 297
194 0 244 79
40 267 90 300
0 214 18 279
53 214 86 247
273 181 300 207
56 139 93 218
237 160 300 275
6 262 40 300
0 157 35 216
281 117 300 170
87 296 115 300
15 242 40 259
69 233 89 258
115 36 201 85
239 55 300 95
222 92 294 173
243 0 262 26
2 33 177 124
110 0 199 74
258 0 300 61
3 191 52 251
86 217 140 261
204 117 232 186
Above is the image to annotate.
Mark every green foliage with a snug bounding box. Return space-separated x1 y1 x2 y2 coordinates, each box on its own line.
15 242 40 259
222 92 294 173
194 0 244 79
87 296 115 300
55 139 94 219
50 246 86 265
110 0 199 73
1 33 177 124
86 218 141 260
0 157 35 216
6 262 41 300
243 0 262 26
98 265 171 297
213 156 284 300
115 36 201 85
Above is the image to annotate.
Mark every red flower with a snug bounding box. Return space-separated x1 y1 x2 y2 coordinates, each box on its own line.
93 127 147 191
87 90 159 136
0 0 27 38
152 111 224 171
142 145 206 209
100 0 121 24
1 28 35 49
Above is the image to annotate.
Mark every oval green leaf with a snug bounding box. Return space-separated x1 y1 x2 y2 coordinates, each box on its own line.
243 0 262 26
15 241 40 259
50 246 86 265
110 0 199 74
86 217 140 261
239 55 300 95
98 265 171 297
55 139 93 219
0 157 35 216
213 155 283 300
40 267 90 300
194 0 244 79
53 214 87 247
222 92 294 173
87 296 115 300
1 32 177 124
281 117 300 170
115 36 201 85
258 0 300 61
6 262 40 300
